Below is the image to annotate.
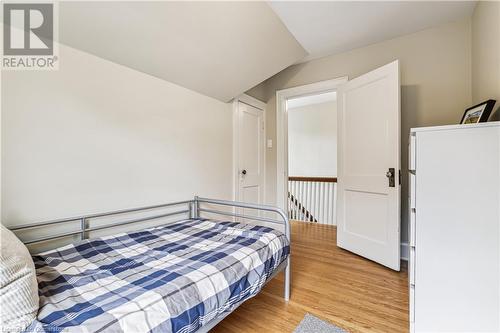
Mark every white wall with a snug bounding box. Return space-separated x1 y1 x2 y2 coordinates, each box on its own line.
288 100 337 177
1 43 232 226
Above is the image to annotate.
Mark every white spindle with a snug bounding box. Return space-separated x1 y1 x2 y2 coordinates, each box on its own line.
315 182 318 221
312 182 316 221
316 182 320 223
308 182 312 221
321 182 325 223
326 183 331 225
293 181 296 220
307 182 312 221
324 183 328 224
330 183 334 225
332 183 336 225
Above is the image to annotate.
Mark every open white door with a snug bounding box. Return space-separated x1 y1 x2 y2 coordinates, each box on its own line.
337 60 401 271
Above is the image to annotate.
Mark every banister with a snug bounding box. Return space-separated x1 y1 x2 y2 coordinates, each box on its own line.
288 176 337 183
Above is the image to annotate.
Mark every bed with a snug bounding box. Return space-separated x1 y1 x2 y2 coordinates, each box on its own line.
10 197 291 333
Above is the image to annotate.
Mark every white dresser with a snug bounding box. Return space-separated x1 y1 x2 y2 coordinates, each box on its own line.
409 122 500 333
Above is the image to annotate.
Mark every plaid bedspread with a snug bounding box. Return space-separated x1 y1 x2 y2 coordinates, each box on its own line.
26 219 289 333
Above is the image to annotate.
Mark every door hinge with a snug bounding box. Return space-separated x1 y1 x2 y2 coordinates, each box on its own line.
399 169 402 185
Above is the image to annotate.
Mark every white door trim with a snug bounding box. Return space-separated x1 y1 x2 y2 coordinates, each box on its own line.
275 77 348 211
232 94 266 203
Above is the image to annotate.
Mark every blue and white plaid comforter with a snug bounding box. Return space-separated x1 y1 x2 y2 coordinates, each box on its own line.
27 219 289 333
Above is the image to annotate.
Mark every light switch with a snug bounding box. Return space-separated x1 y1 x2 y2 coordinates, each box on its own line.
267 139 273 148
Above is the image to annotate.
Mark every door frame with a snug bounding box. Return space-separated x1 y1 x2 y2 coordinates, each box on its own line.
275 77 348 211
232 94 267 203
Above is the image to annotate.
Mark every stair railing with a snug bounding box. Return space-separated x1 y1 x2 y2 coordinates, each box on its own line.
288 176 337 225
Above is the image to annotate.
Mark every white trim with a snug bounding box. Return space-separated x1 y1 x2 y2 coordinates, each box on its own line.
232 99 239 202
232 94 267 204
236 93 267 111
275 77 348 211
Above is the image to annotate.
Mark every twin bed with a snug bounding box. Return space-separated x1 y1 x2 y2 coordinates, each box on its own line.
10 197 291 333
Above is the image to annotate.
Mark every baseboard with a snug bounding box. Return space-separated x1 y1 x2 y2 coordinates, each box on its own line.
400 242 409 261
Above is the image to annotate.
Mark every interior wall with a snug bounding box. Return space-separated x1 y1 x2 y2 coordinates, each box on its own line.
471 1 500 120
2 43 233 226
288 101 337 177
248 19 472 244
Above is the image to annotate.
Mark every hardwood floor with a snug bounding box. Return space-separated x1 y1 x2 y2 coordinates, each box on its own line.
211 221 408 333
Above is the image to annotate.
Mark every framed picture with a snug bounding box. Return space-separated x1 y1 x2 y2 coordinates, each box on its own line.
460 100 496 124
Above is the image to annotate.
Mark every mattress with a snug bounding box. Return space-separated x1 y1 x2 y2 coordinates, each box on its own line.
26 218 289 333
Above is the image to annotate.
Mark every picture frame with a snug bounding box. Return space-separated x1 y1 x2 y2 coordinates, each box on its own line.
460 100 496 124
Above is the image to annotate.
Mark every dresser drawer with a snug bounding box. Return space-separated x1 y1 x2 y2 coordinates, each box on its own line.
410 173 416 209
409 134 416 171
409 247 416 285
410 210 416 247
410 284 415 323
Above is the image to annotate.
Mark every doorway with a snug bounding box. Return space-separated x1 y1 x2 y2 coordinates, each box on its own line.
276 77 347 217
276 61 401 271
287 92 338 225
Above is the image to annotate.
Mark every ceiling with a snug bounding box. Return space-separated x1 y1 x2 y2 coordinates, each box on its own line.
56 1 477 102
269 1 476 62
288 92 337 109
59 2 306 102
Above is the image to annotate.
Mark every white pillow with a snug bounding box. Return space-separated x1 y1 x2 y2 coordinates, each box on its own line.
0 224 39 331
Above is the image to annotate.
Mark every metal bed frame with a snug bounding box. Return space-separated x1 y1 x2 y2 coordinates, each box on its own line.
9 196 291 332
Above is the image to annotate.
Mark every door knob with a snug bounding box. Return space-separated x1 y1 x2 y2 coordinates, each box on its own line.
242 169 247 175
386 168 395 187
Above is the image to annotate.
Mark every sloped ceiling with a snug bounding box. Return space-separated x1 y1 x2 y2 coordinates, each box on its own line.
270 1 476 62
59 1 307 102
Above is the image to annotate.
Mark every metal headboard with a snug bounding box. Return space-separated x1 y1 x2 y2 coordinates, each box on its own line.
9 196 290 246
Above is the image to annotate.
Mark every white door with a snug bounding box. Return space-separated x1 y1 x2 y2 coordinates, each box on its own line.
237 101 265 212
337 60 401 271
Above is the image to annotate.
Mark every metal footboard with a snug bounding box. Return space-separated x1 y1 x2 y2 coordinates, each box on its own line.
195 196 291 301
9 196 291 301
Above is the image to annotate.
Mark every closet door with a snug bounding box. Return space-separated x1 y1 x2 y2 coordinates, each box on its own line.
237 101 265 216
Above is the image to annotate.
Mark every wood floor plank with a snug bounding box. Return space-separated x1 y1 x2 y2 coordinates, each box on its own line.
211 221 408 332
